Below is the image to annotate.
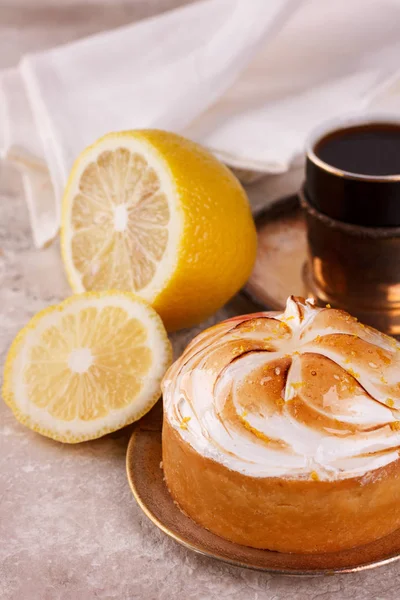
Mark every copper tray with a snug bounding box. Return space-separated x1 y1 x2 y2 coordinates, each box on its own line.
246 195 308 311
126 402 400 576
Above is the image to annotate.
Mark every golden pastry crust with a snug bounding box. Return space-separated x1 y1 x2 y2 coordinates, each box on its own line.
162 297 400 553
163 420 400 553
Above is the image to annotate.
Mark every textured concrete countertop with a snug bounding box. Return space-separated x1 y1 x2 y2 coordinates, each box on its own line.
1 2 400 598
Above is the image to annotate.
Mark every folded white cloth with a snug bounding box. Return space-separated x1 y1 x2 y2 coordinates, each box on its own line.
2 0 400 247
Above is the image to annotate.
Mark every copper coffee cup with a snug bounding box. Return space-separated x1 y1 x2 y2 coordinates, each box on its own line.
302 118 400 335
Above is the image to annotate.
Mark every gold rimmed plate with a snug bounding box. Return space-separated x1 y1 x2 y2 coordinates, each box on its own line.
126 402 400 576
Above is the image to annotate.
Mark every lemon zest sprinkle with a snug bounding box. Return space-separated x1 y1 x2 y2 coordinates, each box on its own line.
180 416 191 430
240 416 271 443
347 368 360 379
291 382 303 390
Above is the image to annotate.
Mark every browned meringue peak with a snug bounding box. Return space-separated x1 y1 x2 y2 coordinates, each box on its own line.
162 297 400 480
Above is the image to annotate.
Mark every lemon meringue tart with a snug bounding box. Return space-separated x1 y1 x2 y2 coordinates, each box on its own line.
161 297 400 554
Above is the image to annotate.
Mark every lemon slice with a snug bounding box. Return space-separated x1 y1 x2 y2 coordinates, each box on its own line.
61 130 257 331
2 291 172 443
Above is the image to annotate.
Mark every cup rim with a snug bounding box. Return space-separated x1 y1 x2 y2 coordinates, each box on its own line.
306 114 400 183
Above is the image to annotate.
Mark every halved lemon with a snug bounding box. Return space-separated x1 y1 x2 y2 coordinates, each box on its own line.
2 291 172 443
61 130 257 331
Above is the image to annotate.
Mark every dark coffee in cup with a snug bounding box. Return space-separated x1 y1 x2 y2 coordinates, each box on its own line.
306 120 400 227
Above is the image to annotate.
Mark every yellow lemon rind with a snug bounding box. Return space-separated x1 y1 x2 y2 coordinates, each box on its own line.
61 130 257 331
2 290 172 443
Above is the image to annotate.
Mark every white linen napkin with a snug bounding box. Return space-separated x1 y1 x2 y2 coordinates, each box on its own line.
2 0 400 247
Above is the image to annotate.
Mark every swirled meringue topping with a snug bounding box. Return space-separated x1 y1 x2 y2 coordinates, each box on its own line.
162 297 400 480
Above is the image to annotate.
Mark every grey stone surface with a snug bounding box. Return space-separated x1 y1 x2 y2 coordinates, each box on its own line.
1 2 399 599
